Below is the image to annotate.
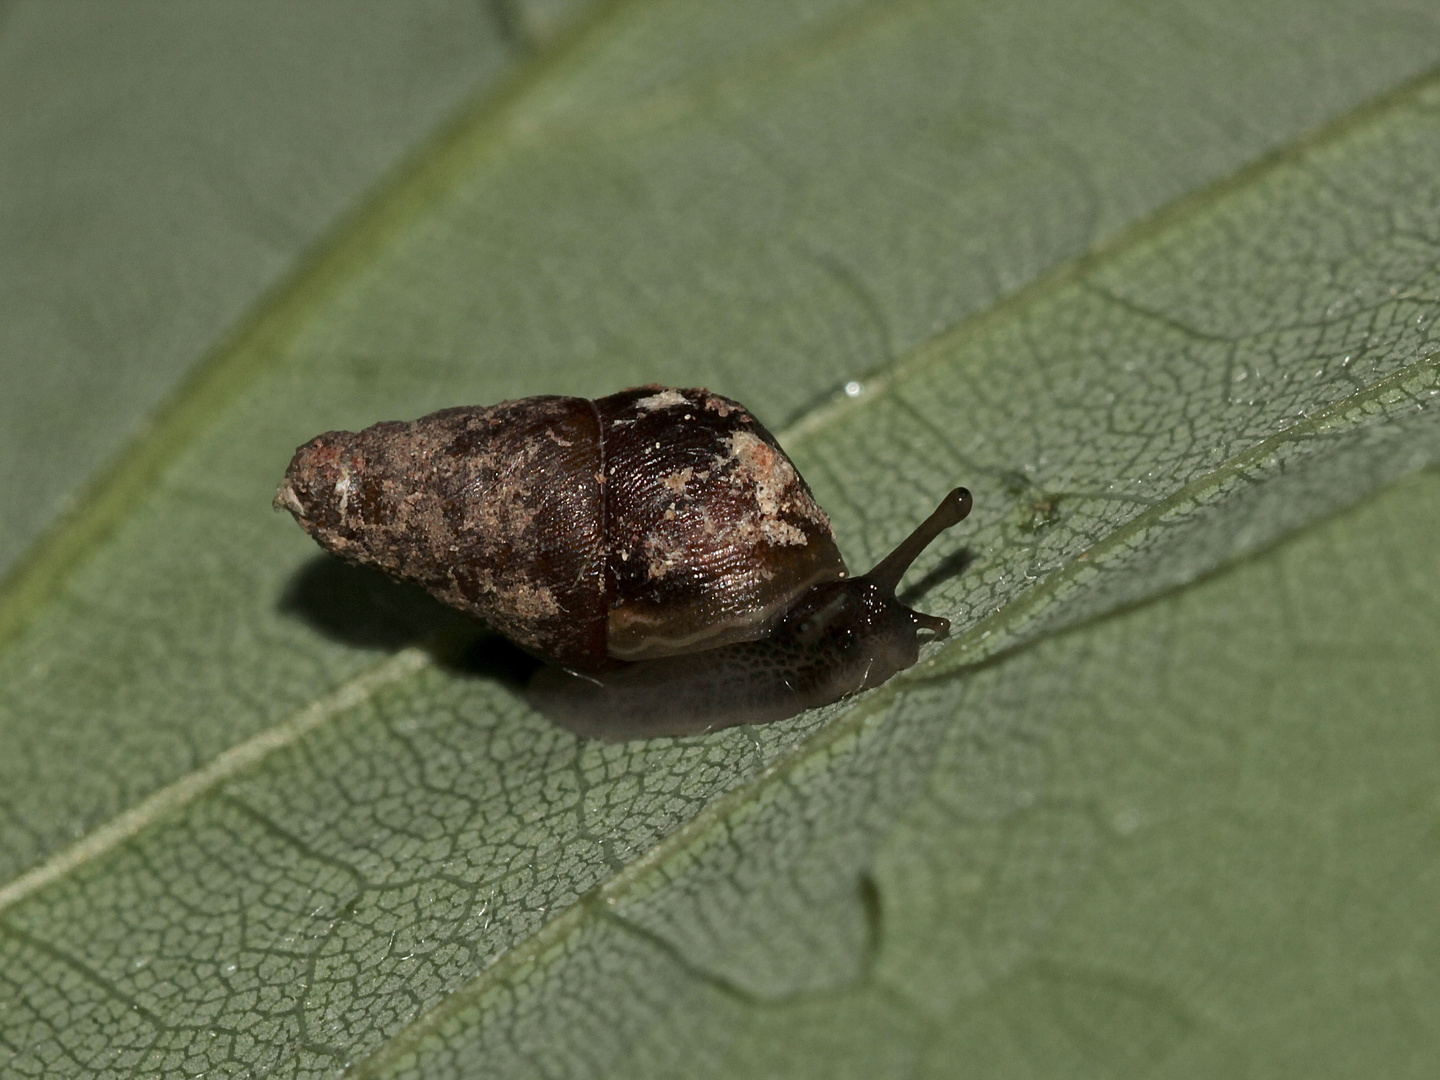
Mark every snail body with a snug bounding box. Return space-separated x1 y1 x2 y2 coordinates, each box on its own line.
276 386 970 732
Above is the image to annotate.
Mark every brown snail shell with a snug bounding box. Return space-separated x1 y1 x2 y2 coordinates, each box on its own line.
276 386 971 732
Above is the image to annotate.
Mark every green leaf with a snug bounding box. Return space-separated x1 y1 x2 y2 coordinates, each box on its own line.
566 467 1440 1080
0 1 549 575
3 2 1439 1077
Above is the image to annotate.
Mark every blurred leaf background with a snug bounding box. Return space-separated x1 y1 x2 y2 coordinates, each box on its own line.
1 1 1438 1077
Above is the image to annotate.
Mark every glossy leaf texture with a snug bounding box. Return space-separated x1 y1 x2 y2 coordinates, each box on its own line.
2 1 1439 1077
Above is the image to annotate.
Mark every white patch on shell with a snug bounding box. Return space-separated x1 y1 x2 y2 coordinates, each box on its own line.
635 389 690 412
273 480 305 516
643 530 692 579
703 395 743 418
637 431 833 584
721 431 809 546
762 519 805 545
334 470 355 516
661 467 694 494
468 567 561 619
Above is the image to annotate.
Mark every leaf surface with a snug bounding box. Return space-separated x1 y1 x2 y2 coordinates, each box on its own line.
0 0 549 574
1 1 1439 1076
564 468 1440 1080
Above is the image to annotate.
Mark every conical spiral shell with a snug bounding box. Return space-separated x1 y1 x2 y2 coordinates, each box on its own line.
276 387 846 673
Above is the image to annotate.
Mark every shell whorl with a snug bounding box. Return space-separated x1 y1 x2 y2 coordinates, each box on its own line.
594 387 845 660
276 396 607 669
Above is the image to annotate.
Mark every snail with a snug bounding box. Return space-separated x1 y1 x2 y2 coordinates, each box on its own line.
275 386 971 736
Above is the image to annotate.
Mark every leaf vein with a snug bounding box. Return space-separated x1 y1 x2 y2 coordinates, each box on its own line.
0 649 429 915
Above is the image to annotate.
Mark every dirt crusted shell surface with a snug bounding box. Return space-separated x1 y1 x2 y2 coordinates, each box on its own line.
275 387 845 672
